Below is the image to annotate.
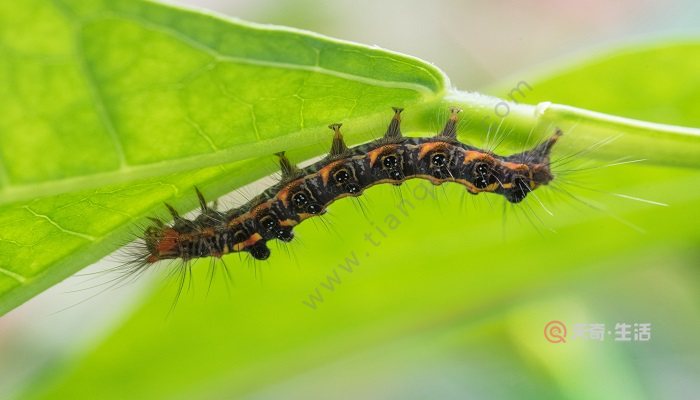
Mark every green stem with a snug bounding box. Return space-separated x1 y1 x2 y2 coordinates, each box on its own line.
410 89 700 169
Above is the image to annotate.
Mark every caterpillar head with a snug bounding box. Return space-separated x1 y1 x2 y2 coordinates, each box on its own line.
502 129 562 203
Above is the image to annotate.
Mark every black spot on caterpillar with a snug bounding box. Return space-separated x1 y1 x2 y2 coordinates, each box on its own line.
139 107 561 263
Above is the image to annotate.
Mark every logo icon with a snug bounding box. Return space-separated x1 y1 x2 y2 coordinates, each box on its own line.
544 320 567 343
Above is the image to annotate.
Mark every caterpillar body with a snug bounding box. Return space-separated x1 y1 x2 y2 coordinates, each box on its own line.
140 108 561 263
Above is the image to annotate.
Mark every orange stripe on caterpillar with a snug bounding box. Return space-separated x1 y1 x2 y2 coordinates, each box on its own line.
367 144 400 168
232 233 263 252
318 159 347 186
417 142 449 160
463 150 492 163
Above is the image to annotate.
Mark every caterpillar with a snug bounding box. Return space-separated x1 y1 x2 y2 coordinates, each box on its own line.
138 107 561 264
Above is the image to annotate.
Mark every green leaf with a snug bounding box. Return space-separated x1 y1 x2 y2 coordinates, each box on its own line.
0 0 450 313
0 0 446 204
21 38 700 399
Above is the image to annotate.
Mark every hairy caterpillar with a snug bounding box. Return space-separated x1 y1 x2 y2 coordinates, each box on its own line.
137 107 561 264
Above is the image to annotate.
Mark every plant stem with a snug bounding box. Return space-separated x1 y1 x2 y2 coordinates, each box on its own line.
408 90 700 169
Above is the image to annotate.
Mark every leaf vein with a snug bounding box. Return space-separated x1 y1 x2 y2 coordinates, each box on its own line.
185 117 219 152
74 29 129 169
0 267 27 284
50 0 129 169
23 206 97 242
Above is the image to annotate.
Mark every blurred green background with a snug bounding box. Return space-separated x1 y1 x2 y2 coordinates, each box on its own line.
1 0 699 399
